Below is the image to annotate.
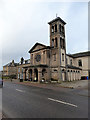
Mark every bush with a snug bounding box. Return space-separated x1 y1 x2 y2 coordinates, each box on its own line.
3 75 16 79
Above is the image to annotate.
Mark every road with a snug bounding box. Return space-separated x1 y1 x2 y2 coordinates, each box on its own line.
2 81 88 118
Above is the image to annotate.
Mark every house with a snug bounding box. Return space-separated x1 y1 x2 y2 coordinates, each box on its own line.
3 60 18 79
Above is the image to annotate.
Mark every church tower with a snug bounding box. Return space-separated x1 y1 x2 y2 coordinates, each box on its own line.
48 17 66 82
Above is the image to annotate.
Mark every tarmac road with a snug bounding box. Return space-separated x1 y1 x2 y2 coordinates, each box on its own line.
2 81 88 118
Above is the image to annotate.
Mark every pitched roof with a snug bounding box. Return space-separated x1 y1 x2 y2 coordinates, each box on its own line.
3 62 18 67
29 42 50 53
71 51 90 58
67 51 90 58
48 17 66 25
66 54 74 58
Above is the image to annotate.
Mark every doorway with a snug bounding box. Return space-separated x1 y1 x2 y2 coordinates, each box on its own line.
34 69 38 82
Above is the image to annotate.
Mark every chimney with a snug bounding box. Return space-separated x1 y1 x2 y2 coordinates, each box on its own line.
12 60 14 66
21 57 24 64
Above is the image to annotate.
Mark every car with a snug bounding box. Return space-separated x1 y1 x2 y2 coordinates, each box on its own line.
0 78 3 88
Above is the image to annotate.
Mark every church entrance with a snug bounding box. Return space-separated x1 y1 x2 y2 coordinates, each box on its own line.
34 69 38 82
28 69 32 81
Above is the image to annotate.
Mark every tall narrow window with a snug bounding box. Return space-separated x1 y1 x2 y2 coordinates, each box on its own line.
60 37 65 49
66 58 68 64
62 53 64 61
18 68 20 72
32 54 33 64
52 26 54 33
43 51 45 63
62 39 65 48
55 24 57 32
59 24 61 32
55 37 58 47
53 53 56 61
70 59 72 65
78 60 82 67
60 37 63 48
52 39 54 47
62 26 64 34
32 54 33 59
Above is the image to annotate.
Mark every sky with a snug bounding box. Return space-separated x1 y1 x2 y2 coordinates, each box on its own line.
0 0 88 70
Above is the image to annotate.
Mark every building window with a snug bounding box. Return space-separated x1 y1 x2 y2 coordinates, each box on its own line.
18 68 20 72
60 37 65 49
55 24 57 32
62 26 64 34
59 24 61 32
78 60 82 67
66 58 68 64
52 39 54 47
53 54 56 61
55 37 58 47
43 51 45 63
54 69 57 72
62 53 64 61
70 59 72 65
52 26 54 33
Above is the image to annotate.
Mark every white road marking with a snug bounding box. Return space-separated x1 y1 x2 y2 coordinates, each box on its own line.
16 89 25 93
48 98 78 108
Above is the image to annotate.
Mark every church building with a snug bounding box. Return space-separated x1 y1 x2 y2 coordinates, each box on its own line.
17 17 90 82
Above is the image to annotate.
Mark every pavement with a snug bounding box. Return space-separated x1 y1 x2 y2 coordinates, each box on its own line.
0 89 2 120
10 79 88 90
2 81 88 118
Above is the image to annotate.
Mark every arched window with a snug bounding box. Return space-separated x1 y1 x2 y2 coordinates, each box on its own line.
62 69 64 72
78 60 82 67
66 58 68 64
42 69 46 76
59 24 61 32
55 37 58 47
54 69 57 72
52 39 54 47
70 59 72 66
52 26 54 33
60 37 65 49
53 53 56 61
55 24 57 32
62 53 64 61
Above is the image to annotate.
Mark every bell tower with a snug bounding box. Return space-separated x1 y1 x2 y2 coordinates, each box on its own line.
48 17 66 82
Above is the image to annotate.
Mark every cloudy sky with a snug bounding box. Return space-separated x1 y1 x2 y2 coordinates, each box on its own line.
0 0 88 70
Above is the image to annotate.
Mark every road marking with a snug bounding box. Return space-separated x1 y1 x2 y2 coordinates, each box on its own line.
48 98 78 108
16 89 25 93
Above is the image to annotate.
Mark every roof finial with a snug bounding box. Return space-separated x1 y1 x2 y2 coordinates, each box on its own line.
56 13 58 18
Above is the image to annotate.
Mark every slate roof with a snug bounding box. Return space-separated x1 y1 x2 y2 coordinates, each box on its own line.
3 62 18 67
48 17 66 25
66 65 82 70
67 51 90 58
71 51 90 58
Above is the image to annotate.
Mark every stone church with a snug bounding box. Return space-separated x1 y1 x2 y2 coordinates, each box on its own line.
18 17 90 82
3 16 90 82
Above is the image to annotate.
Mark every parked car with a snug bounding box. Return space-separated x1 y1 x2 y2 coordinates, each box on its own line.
0 78 3 88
